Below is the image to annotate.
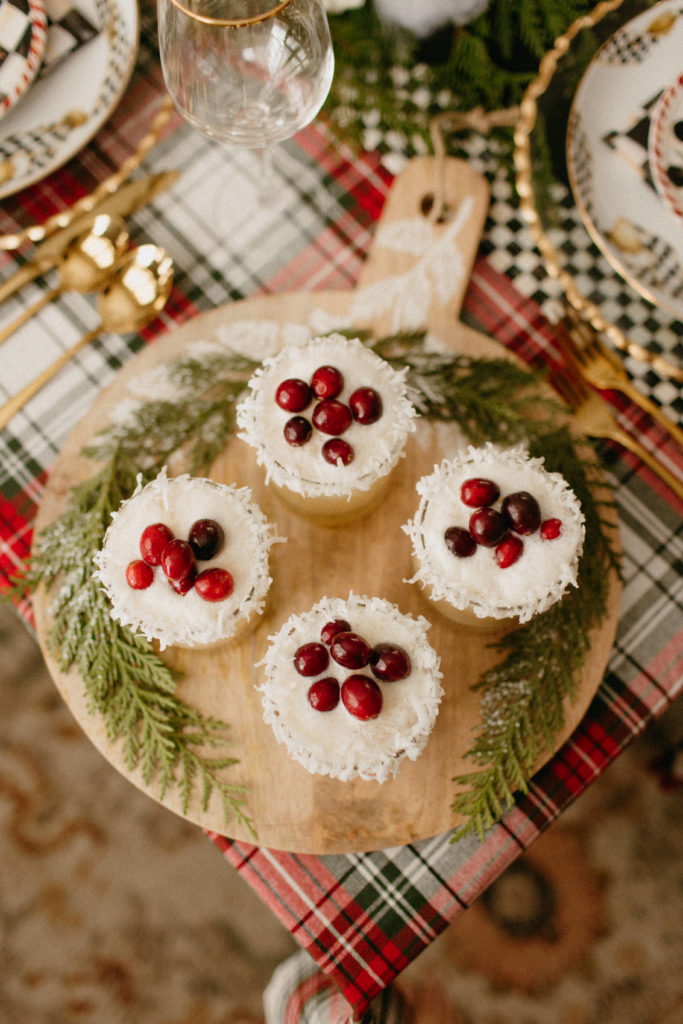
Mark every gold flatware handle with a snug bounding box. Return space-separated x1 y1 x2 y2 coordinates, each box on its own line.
0 171 179 307
558 311 683 449
0 262 52 306
609 425 683 502
0 328 98 432
0 96 175 252
0 289 55 346
617 379 683 451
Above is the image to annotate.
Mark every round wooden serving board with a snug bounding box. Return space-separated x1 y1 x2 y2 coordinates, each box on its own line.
33 159 622 853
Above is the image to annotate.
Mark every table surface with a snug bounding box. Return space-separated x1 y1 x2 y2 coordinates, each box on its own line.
1 6 682 1021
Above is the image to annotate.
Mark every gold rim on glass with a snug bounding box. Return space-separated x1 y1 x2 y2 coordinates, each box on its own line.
166 0 294 27
513 0 683 382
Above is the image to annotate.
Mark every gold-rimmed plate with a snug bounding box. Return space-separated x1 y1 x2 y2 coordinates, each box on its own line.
566 0 683 320
0 0 139 199
514 0 683 382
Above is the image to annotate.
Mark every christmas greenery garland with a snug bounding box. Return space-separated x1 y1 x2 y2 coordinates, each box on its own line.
4 332 620 844
324 0 598 160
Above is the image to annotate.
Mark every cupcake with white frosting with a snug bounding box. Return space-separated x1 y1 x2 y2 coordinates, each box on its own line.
95 469 279 649
259 593 443 783
236 333 417 523
403 444 585 629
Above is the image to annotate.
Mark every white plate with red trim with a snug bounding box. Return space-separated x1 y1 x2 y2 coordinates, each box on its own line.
0 0 138 199
0 0 47 119
649 70 683 225
566 0 683 320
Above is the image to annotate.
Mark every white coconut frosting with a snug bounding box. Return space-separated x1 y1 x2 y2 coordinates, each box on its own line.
403 444 586 623
236 333 417 500
94 469 279 650
259 593 443 783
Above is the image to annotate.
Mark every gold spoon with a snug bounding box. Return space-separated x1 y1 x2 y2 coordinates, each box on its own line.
0 245 174 432
0 214 130 347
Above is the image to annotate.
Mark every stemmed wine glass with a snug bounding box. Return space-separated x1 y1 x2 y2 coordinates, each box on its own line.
157 0 335 203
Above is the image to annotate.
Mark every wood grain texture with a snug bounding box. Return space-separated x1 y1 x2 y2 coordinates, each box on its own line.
32 159 621 852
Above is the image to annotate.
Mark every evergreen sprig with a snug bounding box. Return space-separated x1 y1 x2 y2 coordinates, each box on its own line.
446 428 620 841
5 334 619 843
372 331 554 444
84 351 259 475
325 0 597 157
371 331 620 841
6 350 260 836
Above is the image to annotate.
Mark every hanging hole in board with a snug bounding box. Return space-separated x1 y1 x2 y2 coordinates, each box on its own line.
420 193 452 223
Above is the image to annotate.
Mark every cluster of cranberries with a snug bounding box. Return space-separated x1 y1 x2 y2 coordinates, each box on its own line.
292 617 411 721
275 363 383 468
125 518 234 601
444 477 563 569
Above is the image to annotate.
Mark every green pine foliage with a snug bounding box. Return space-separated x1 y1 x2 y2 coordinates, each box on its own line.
448 427 620 840
325 0 597 153
4 334 620 842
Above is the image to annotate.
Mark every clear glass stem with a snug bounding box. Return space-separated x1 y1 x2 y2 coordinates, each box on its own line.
255 145 280 206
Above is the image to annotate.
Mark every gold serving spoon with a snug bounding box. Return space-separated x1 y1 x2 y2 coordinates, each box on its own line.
0 245 174 433
0 214 130 347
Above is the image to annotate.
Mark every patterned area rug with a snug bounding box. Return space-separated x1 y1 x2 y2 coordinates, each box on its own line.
1 602 682 1024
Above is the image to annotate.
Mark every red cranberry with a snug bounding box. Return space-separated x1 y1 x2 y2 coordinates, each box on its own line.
126 559 154 590
294 642 329 677
371 643 411 682
495 534 524 568
320 619 352 645
502 491 541 535
330 631 372 669
460 477 500 508
322 438 354 466
312 399 352 436
311 365 343 399
194 567 234 601
139 522 174 566
342 675 383 720
307 677 340 712
444 526 477 558
161 538 196 581
469 507 507 547
541 517 562 540
169 564 198 594
349 386 382 425
284 416 312 446
276 378 312 412
188 518 224 560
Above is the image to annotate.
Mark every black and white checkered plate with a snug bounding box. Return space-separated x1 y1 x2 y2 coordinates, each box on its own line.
0 0 46 117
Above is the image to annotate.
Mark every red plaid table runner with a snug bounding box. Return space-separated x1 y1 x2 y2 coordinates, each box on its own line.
207 257 683 1020
1 12 682 1024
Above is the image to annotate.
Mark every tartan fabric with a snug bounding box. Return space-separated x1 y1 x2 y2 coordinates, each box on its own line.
0 13 682 1024
263 950 410 1024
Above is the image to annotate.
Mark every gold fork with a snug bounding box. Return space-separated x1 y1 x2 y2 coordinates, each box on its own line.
557 309 683 450
549 370 683 502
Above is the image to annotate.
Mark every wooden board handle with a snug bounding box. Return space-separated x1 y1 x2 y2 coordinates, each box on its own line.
351 156 490 344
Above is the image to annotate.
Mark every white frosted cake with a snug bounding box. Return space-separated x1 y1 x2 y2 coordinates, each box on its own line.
94 469 279 649
403 444 585 627
236 333 417 521
259 593 443 783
